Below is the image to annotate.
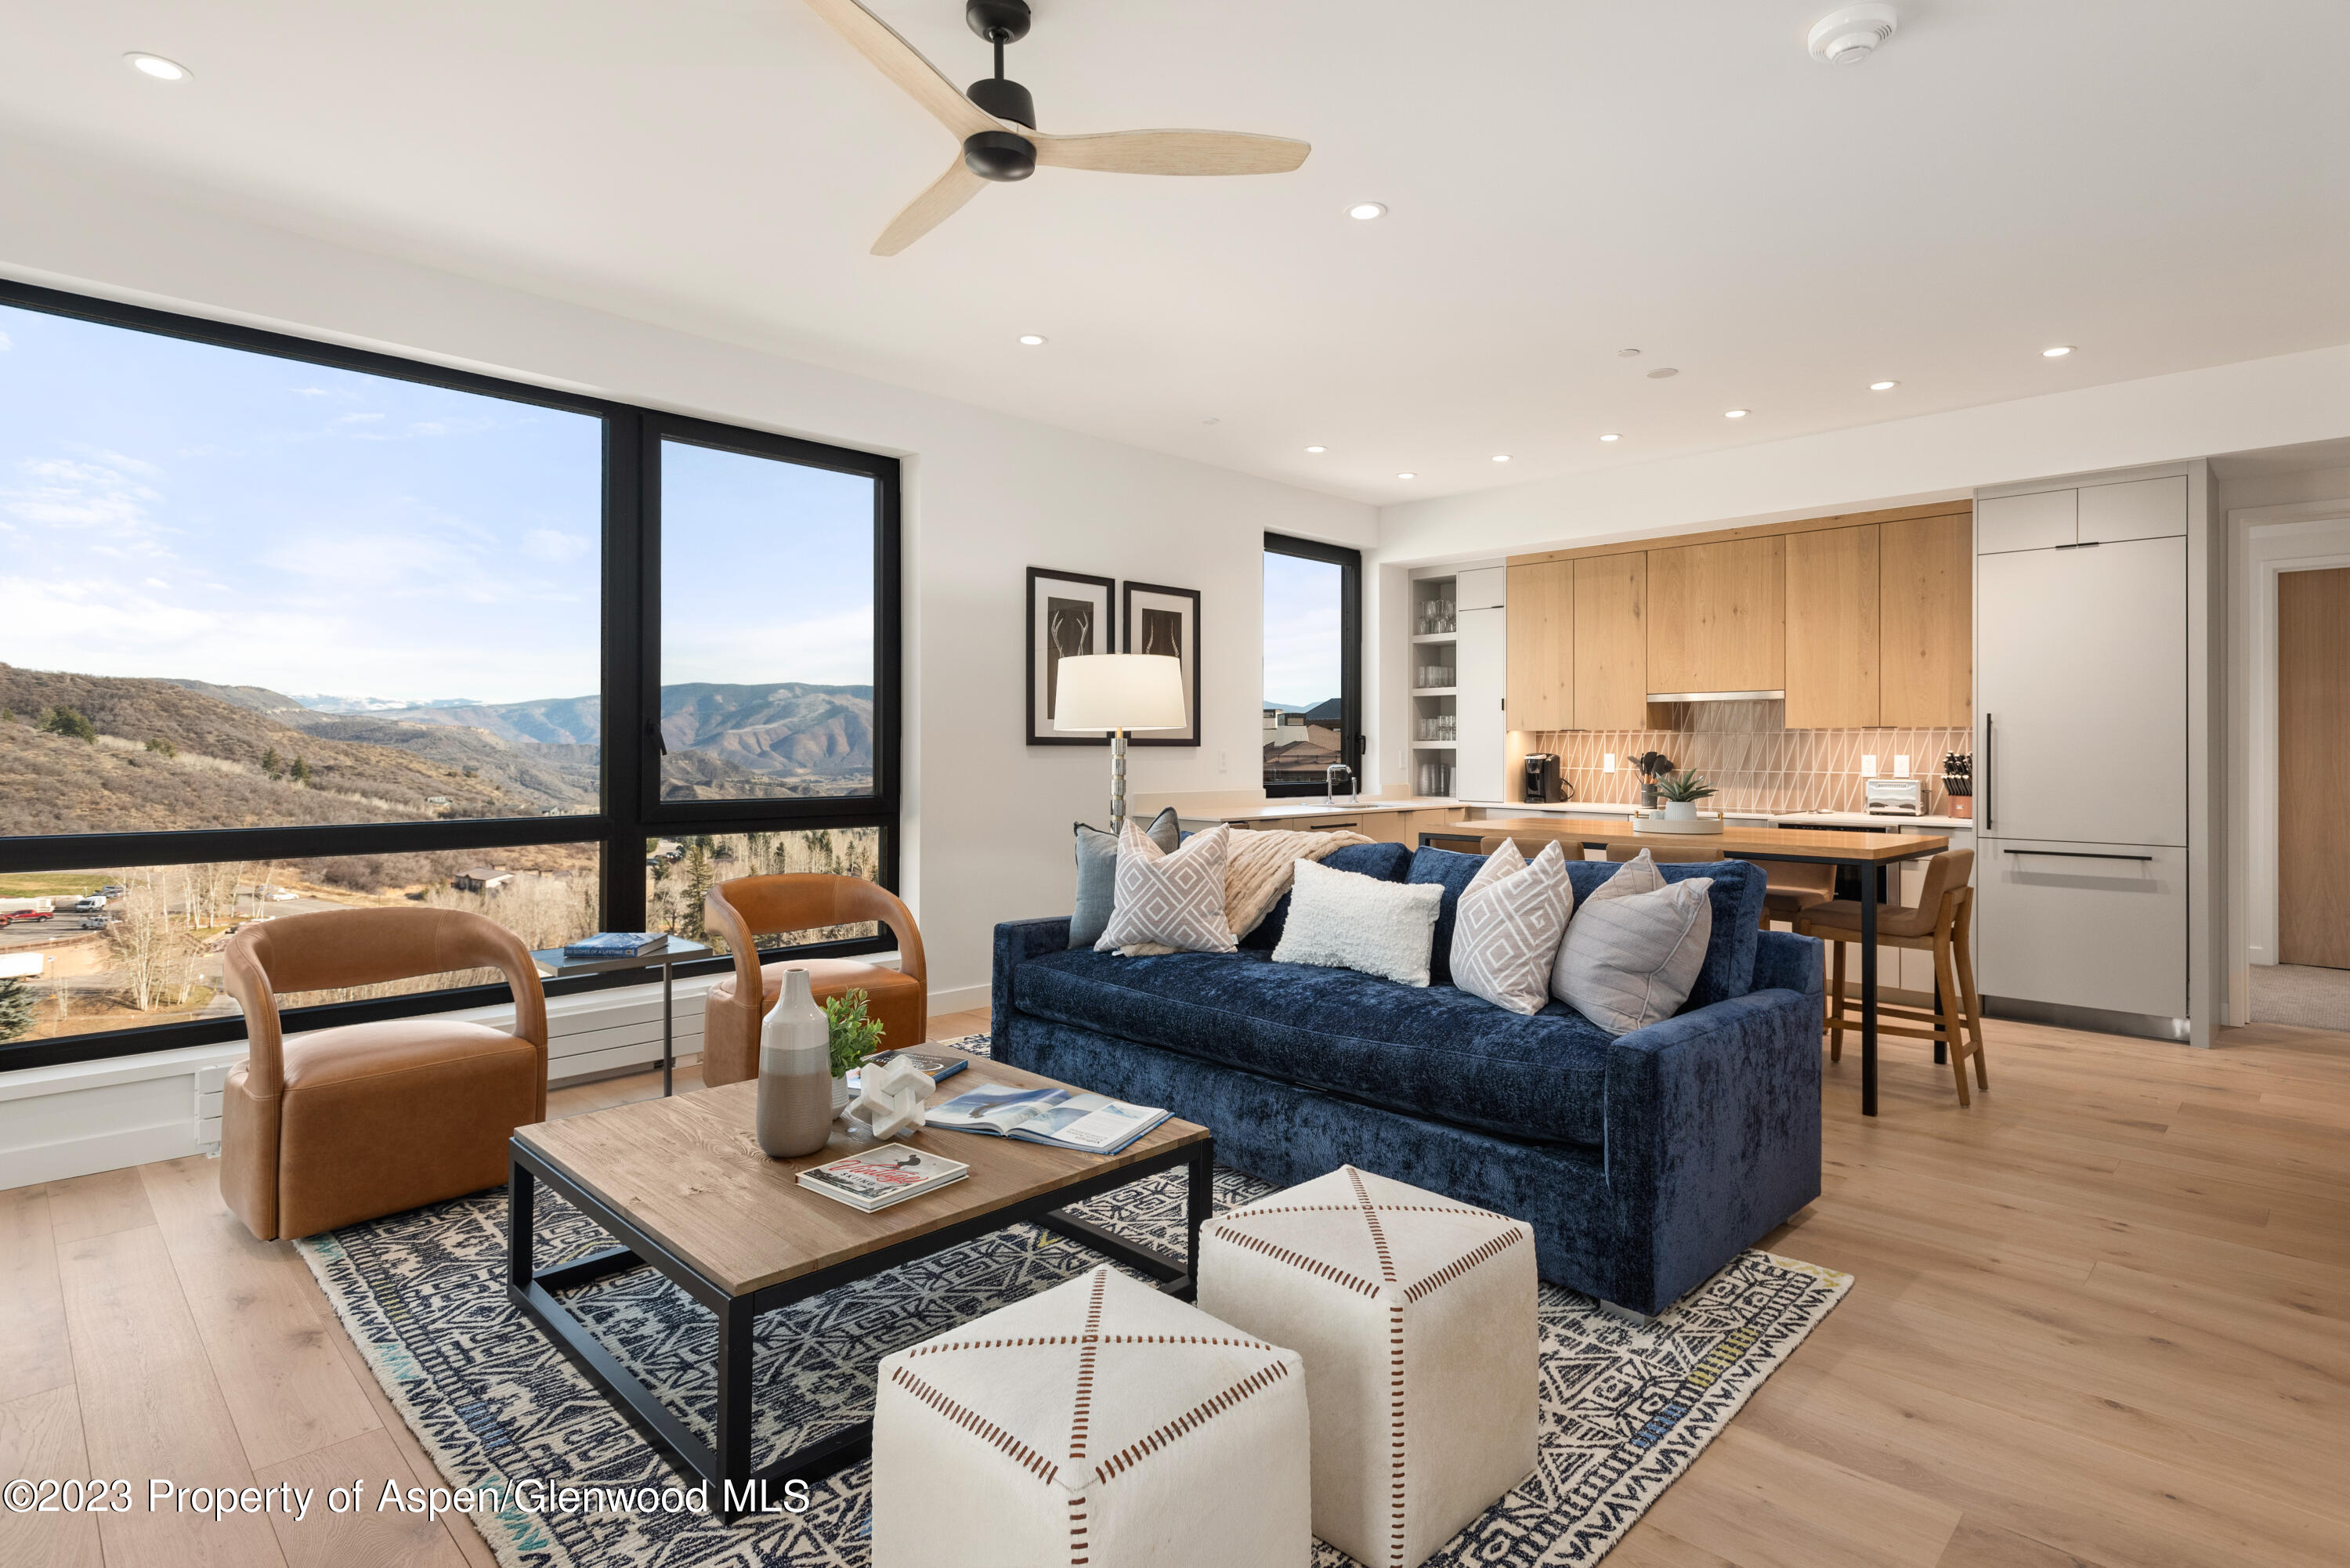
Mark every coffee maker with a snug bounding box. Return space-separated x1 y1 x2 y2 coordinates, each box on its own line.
1523 753 1569 803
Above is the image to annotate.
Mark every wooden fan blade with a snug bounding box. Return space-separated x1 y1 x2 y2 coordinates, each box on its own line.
801 0 999 139
873 159 989 255
1031 128 1311 176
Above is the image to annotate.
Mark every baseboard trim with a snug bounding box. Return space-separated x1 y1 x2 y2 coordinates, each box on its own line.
1983 995 2193 1043
928 981 991 1018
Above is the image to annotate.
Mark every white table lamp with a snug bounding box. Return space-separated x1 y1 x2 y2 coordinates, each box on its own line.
1054 653 1187 829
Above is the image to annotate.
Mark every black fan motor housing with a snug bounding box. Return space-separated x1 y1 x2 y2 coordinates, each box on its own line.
966 1 1031 42
966 74 1036 128
963 130 1037 182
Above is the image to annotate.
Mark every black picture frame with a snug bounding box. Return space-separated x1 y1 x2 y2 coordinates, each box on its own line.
1120 581 1202 747
1026 567 1117 746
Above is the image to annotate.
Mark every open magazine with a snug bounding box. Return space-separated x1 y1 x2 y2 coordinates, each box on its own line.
925 1084 1171 1156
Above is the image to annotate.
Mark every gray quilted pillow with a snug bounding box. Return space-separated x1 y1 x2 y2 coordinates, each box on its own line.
1551 853 1714 1033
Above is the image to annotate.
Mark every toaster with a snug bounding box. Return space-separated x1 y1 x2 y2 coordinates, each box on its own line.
1864 777 1924 816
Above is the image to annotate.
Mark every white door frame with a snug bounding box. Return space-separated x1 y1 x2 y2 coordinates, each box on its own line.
2236 504 2350 981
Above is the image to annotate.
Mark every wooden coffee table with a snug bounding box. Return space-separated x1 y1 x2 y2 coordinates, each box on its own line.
506 1049 1212 1519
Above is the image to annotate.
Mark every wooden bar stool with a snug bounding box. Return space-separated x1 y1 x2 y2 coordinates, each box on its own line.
1754 862 1836 931
1794 850 1987 1106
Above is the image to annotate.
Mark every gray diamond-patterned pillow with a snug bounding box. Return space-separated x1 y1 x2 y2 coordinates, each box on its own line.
1451 838 1575 1014
1096 820 1238 955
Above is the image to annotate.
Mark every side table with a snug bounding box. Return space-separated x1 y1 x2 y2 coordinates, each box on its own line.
530 936 714 1097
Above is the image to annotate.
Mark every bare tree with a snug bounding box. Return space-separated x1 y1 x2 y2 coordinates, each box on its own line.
108 870 193 1014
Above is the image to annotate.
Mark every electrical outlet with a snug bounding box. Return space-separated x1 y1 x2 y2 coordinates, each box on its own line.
1893 754 1911 778
1603 753 1617 773
1860 753 1878 777
1217 750 1227 774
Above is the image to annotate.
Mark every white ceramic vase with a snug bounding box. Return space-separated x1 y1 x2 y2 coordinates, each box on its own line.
1664 800 1698 820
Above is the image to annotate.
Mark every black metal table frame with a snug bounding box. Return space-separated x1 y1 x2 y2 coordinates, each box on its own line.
1419 829 1946 1116
506 1135 1214 1520
528 937 713 1097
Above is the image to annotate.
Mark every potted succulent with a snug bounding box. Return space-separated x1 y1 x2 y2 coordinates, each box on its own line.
823 989 887 1115
1654 771 1717 821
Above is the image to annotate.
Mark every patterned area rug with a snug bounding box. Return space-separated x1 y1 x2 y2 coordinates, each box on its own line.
300 1036 1848 1566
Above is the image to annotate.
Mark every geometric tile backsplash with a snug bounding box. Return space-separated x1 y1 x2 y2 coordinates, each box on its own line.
1527 700 1971 815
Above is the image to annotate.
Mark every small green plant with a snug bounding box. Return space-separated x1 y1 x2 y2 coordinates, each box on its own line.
40 706 96 743
0 977 33 1044
261 747 282 779
145 737 177 757
1656 771 1717 803
823 988 887 1078
290 757 311 785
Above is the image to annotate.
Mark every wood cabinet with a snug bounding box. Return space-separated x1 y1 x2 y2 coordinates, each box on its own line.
1572 553 1650 728
1647 537 1784 695
1784 526 1880 728
1504 561 1573 731
1880 512 1972 727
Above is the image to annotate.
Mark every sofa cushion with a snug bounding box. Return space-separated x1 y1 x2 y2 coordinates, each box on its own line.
1011 946 1617 1147
1408 847 1766 1010
1240 840 1412 952
1071 807 1180 949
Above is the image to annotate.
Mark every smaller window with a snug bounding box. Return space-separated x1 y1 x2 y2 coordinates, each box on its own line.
1262 535 1361 797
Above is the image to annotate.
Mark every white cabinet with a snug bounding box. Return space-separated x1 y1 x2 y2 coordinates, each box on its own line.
1455 606 1506 800
2078 475 2186 544
1977 537 2186 847
1456 567 1506 612
1977 490 2077 553
1976 839 2189 1020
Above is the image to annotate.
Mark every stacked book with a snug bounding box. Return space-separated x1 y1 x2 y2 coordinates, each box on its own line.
797 1148 970 1213
561 932 667 959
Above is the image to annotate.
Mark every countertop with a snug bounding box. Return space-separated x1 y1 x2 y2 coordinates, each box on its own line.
1173 796 1459 824
1452 800 1976 831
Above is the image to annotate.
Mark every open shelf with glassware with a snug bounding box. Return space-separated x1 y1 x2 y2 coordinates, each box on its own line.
1412 574 1460 796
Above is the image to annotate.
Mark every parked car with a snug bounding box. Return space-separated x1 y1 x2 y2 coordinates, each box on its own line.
99 884 126 898
2 909 55 925
78 916 116 930
73 895 107 911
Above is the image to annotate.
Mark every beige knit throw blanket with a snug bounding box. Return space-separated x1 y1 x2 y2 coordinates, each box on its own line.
1118 827 1374 955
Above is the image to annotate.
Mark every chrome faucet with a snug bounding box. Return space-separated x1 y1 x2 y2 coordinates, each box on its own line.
1325 763 1355 807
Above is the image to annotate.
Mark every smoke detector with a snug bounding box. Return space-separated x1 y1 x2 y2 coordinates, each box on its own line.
1809 4 1899 64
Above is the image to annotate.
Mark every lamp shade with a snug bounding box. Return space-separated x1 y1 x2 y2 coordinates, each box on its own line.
1053 654 1187 732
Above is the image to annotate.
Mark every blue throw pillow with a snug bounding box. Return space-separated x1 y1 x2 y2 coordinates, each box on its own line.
1404 846 1488 985
1240 840 1413 952
1069 807 1180 949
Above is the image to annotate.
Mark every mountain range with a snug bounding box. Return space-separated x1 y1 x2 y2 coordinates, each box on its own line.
0 665 873 834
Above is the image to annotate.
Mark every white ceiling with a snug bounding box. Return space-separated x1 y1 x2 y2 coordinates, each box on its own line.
4 1 2346 506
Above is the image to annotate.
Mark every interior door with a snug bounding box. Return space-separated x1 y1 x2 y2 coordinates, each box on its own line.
1977 537 2186 847
2278 566 2350 967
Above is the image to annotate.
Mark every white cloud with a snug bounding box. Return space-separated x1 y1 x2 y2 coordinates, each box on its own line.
144 576 169 589
664 606 877 687
522 528 593 563
0 456 164 534
0 331 12 352
337 411 385 425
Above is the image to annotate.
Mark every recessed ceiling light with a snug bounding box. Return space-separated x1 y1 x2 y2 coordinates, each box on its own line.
1201 417 1220 426
125 52 190 81
1018 334 1047 346
1396 471 1416 480
1617 349 1643 359
1347 202 1387 221
1303 445 1327 453
1646 367 1679 380
1491 454 1511 464
2042 345 2074 357
1599 433 1622 443
1724 409 1750 419
1869 380 1899 391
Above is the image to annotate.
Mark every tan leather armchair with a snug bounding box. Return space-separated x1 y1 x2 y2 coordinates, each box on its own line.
701 875 927 1089
219 907 548 1241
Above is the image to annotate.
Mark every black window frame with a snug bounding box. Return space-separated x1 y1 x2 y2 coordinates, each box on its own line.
1261 532 1362 799
0 276 902 1073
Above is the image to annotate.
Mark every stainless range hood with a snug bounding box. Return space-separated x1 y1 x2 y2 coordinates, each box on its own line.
1644 689 1785 703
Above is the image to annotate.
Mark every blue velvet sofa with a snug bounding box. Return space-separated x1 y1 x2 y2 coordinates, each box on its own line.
990 843 1825 1316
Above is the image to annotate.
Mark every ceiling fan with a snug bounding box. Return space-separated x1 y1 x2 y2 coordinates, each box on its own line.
801 0 1311 255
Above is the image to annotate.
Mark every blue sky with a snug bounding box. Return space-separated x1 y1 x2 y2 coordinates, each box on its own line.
0 302 874 708
1263 551 1341 709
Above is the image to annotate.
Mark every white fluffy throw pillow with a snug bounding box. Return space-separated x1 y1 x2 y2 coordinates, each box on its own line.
1096 821 1238 956
1450 839 1575 1014
1550 851 1714 1033
1271 858 1444 986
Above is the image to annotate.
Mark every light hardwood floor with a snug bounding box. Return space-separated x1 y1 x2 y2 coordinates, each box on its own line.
5 1007 2348 1566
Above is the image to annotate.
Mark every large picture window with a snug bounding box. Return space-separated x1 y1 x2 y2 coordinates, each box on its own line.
0 280 899 1070
1262 533 1361 797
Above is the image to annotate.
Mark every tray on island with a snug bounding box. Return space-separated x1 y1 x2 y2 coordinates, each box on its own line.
1633 815 1726 835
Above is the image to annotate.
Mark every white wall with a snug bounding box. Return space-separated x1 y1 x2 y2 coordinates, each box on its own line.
0 152 1376 1013
1374 345 2350 568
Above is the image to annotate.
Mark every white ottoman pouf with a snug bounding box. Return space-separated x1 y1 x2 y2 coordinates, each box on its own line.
1198 1166 1538 1568
872 1263 1311 1568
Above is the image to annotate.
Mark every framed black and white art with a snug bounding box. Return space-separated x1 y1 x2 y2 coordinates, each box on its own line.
1026 567 1116 746
1121 580 1202 746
